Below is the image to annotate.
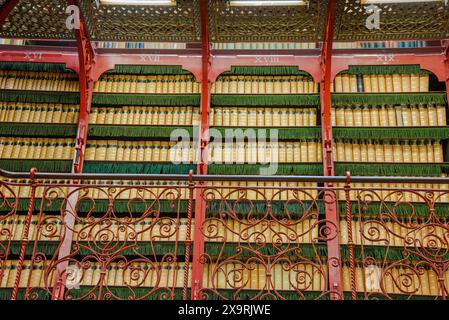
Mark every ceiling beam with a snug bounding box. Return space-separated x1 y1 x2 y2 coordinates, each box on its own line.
0 0 20 27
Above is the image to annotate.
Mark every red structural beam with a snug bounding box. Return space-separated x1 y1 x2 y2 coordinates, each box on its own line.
191 0 211 300
1 44 447 83
320 0 343 300
52 0 96 300
0 0 19 26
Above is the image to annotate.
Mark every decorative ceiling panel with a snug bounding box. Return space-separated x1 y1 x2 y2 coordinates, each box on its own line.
334 0 449 41
207 0 329 42
79 0 201 42
0 0 75 39
1 0 449 43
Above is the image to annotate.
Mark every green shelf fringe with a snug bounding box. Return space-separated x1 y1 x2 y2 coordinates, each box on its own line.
0 289 50 300
340 65 431 75
205 243 328 260
0 288 438 301
211 95 320 107
0 123 77 138
338 201 449 218
68 287 187 300
88 125 193 140
6 241 448 264
222 66 311 76
333 127 449 141
206 200 325 219
6 241 326 261
0 90 80 104
212 127 321 140
208 164 323 176
205 289 325 300
335 163 449 177
1 198 191 215
0 160 73 173
8 241 187 257
341 245 449 262
83 161 196 175
92 94 200 107
332 93 447 106
341 292 440 300
76 199 191 215
105 65 191 75
0 61 74 73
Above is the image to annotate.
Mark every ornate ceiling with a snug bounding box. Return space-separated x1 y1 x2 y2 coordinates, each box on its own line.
0 0 448 42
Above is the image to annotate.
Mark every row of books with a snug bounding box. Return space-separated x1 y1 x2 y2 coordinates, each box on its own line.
331 74 430 93
93 75 200 94
211 76 318 94
332 140 443 163
210 107 317 127
332 105 446 127
0 103 79 124
0 137 75 160
0 71 79 92
90 106 199 126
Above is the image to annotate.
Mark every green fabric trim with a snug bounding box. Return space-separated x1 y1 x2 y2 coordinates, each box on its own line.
205 243 327 260
333 127 449 141
338 201 449 218
105 65 191 75
67 287 187 300
207 200 325 218
6 242 326 260
0 160 73 173
0 123 78 138
335 163 449 177
205 289 325 300
0 199 191 214
208 164 323 176
211 95 320 107
92 94 200 107
341 245 449 262
222 66 311 76
0 90 80 104
83 161 196 174
340 65 431 75
0 288 438 301
212 127 321 140
0 61 74 73
76 199 191 215
332 93 447 106
0 289 50 300
88 125 193 140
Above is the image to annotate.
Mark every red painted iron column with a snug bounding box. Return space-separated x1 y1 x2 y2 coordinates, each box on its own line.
443 41 449 113
320 0 343 300
52 1 95 300
191 0 211 300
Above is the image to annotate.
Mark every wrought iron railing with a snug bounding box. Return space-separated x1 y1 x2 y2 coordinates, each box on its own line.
0 167 448 300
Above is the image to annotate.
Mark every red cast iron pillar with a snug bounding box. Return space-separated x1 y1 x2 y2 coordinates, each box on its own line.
443 40 449 109
320 0 343 300
191 0 211 300
0 0 19 26
71 8 96 174
52 0 95 300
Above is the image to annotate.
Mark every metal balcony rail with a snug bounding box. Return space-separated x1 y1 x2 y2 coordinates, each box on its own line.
1 166 449 300
2 167 449 184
